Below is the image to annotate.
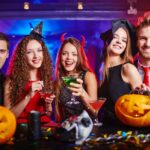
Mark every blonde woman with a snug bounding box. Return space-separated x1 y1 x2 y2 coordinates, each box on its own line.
98 19 142 125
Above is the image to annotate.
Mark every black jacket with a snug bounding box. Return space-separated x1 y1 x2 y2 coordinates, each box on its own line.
0 72 5 105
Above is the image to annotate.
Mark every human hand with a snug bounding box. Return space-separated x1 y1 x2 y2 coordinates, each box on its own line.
131 83 150 96
44 93 55 114
69 78 85 97
140 83 150 91
30 81 44 96
136 83 150 92
44 93 55 104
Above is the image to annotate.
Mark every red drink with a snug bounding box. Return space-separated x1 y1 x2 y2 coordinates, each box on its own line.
40 92 52 99
90 99 106 111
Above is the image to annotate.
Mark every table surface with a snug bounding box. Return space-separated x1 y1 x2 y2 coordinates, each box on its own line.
1 123 150 150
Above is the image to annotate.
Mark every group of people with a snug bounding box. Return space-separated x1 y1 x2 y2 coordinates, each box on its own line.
0 12 150 127
98 13 150 126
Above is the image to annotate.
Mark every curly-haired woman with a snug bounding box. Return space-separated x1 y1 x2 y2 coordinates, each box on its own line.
4 34 54 124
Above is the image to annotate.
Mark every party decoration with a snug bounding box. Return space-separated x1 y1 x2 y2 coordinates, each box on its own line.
30 21 43 39
60 33 86 47
61 110 93 145
115 94 150 127
53 110 93 145
0 106 16 144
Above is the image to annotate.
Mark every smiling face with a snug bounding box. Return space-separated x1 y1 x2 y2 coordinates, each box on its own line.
61 42 78 74
108 27 127 56
0 40 8 69
137 25 150 60
25 39 43 70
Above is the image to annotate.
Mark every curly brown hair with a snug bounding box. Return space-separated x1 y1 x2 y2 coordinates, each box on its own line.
54 37 92 120
7 35 53 106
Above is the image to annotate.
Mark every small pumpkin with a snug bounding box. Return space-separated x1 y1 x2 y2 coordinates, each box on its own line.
115 94 150 127
0 106 16 144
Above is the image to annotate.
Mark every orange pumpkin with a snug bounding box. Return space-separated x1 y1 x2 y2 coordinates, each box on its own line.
115 94 150 127
0 106 16 144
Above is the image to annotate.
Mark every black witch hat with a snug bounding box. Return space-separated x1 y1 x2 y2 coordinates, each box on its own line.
100 29 113 46
30 21 43 39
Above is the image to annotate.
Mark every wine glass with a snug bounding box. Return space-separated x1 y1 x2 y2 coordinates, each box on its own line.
62 75 79 105
39 90 53 114
90 97 107 126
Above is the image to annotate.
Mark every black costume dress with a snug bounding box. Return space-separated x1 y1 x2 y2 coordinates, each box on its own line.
0 72 5 105
98 63 131 125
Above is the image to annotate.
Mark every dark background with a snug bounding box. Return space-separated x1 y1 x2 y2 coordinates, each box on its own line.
0 0 149 78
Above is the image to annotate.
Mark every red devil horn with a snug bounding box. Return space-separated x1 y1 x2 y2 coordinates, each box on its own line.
144 11 150 19
137 16 143 26
81 35 86 47
60 33 67 42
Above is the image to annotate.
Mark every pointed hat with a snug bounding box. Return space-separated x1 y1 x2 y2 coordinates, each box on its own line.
30 21 43 38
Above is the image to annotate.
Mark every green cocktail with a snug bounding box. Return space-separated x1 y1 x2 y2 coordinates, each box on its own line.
62 76 77 86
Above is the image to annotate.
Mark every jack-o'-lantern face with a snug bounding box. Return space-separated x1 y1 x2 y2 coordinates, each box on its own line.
0 106 16 144
115 94 150 127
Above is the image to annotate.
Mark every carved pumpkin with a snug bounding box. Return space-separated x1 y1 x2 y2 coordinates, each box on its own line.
0 106 16 144
115 94 150 127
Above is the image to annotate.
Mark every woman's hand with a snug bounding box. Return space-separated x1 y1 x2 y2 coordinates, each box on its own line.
44 94 55 114
69 78 85 97
68 71 97 103
44 94 55 104
29 81 44 96
136 83 150 92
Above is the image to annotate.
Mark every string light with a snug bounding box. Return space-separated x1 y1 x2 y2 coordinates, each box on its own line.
24 2 30 10
77 2 83 10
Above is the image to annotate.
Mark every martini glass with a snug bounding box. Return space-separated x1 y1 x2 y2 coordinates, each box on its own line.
62 75 79 105
62 76 77 86
39 90 53 114
90 97 107 126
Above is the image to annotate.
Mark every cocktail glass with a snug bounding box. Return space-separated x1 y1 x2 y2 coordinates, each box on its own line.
62 76 77 86
62 75 79 104
90 97 107 126
39 90 53 114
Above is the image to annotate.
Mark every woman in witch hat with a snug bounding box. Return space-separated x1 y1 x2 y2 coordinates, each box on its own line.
98 19 143 126
4 22 55 124
54 35 98 122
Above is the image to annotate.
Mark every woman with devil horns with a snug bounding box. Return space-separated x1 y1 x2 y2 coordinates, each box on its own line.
54 34 98 122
